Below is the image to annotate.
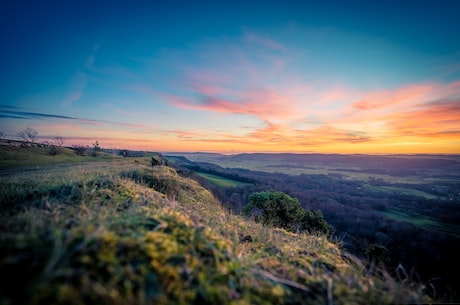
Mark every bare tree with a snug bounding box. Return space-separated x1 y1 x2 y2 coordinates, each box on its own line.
18 127 38 143
54 136 65 147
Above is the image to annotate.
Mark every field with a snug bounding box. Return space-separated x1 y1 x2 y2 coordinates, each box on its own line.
195 171 251 188
170 152 460 200
362 184 438 200
382 210 460 238
173 152 459 174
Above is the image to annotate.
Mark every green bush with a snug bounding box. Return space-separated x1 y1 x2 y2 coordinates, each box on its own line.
243 190 331 234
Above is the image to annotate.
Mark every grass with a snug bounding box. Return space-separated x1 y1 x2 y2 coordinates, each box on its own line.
382 209 460 238
0 147 433 304
363 184 438 200
195 172 251 188
0 145 121 170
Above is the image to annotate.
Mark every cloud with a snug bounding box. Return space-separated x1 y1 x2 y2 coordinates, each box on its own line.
0 108 155 131
85 44 100 69
169 88 298 122
61 72 88 107
383 98 460 138
351 83 437 111
0 105 20 110
0 109 80 120
243 32 286 51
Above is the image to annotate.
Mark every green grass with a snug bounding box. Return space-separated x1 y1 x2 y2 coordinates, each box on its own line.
382 210 460 238
363 184 438 199
0 146 433 304
195 172 251 188
0 145 121 170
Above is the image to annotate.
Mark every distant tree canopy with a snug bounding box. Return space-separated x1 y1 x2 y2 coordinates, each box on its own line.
243 190 331 234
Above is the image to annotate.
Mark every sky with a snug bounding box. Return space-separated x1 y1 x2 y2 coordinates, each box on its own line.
1 0 460 154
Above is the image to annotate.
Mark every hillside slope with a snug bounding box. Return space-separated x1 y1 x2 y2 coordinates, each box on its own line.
0 152 429 304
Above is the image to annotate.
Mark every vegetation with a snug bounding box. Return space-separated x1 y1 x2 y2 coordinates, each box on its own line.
0 146 432 304
168 154 460 301
0 146 119 170
17 127 38 143
195 172 251 188
243 190 331 234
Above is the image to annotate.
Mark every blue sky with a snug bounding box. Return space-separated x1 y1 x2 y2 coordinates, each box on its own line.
1 0 460 153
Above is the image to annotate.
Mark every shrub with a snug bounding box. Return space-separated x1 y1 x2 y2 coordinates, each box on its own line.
48 145 59 156
73 145 86 156
243 190 331 234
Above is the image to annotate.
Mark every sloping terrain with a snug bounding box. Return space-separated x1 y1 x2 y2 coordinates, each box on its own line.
0 147 429 304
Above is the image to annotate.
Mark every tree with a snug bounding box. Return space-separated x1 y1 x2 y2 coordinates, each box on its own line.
243 190 331 234
243 190 303 230
0 131 4 139
296 209 331 235
17 127 38 143
91 141 101 157
92 141 101 151
54 136 65 147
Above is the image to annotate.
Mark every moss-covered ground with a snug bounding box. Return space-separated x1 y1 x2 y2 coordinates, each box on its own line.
0 147 430 304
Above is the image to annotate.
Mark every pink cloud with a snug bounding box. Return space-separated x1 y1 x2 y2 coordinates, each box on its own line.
168 88 298 122
383 98 460 137
352 83 437 111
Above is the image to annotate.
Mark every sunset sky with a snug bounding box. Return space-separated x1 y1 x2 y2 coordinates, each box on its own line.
1 1 460 153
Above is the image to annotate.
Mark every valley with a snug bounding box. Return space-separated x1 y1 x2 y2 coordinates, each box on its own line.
167 152 460 298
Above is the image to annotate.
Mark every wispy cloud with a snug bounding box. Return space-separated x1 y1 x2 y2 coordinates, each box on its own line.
243 32 286 51
0 107 156 131
169 88 298 122
383 98 460 138
0 109 80 120
351 83 437 111
61 72 88 107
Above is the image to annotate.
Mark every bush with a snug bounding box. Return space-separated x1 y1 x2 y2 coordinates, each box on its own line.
73 145 86 156
243 190 331 234
48 145 59 156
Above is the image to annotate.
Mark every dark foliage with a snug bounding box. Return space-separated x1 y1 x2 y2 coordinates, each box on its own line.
47 145 59 156
243 190 331 234
73 145 86 156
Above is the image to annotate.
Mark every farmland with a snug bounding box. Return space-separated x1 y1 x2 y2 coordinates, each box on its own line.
195 171 251 188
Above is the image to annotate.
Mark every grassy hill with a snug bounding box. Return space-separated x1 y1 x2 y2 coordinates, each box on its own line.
0 146 430 304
